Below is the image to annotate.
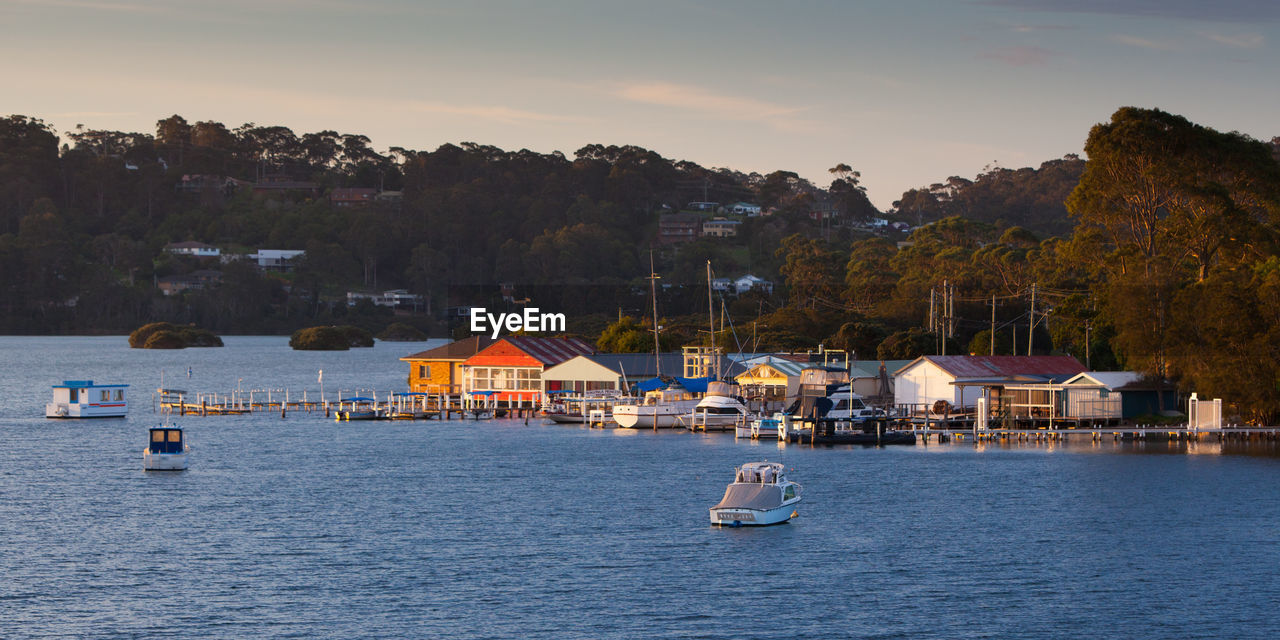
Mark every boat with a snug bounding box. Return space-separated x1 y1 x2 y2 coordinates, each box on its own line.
737 413 790 440
143 424 190 470
691 380 750 431
541 390 626 424
612 382 701 428
792 418 917 446
46 380 129 418
335 397 384 421
710 461 801 526
824 384 884 423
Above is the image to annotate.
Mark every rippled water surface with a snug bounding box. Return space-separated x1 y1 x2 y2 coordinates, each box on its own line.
2 336 1279 639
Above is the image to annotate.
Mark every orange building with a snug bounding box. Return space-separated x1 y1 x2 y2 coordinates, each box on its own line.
400 336 495 394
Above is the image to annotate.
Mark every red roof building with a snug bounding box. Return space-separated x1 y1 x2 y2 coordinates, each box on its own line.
461 336 596 406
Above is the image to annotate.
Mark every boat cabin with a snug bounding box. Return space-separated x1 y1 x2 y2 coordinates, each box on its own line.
46 380 129 418
148 427 185 454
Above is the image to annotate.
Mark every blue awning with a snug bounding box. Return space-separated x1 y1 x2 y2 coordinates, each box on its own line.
634 377 667 392
676 376 714 394
470 390 500 396
341 396 377 402
545 389 575 395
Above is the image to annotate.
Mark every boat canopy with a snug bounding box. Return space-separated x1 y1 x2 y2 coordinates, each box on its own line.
52 380 129 389
633 376 716 393
712 484 785 511
341 396 377 402
148 427 184 454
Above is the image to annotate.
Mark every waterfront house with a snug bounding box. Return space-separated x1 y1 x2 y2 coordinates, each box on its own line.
1058 371 1179 420
460 336 596 407
401 336 496 394
893 355 1087 412
541 353 685 394
735 355 808 405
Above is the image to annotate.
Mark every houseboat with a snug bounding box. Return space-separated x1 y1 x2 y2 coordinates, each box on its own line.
143 425 189 470
46 380 129 418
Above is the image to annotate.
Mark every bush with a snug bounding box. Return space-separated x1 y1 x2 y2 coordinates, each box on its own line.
290 325 374 350
129 322 224 349
375 322 427 342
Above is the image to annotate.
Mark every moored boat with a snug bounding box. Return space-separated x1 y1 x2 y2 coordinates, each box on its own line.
335 397 384 421
710 461 801 526
613 382 700 428
46 380 129 418
143 425 189 470
691 381 750 432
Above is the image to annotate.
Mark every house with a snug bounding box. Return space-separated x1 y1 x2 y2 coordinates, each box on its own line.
460 336 596 406
729 202 762 216
250 249 305 272
329 187 377 207
735 355 808 405
850 360 912 401
658 212 703 245
401 336 497 394
541 353 685 394
156 269 222 296
347 289 425 310
252 175 319 196
687 201 719 212
701 218 741 238
1059 371 1179 420
893 355 1087 412
164 241 220 259
710 277 733 293
733 274 773 295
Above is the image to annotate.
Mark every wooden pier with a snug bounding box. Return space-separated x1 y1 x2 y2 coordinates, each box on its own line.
152 388 546 420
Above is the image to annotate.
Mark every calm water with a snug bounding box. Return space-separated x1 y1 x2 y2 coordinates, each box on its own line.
2 336 1279 639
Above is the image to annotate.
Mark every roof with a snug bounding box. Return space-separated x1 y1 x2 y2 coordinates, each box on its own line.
401 336 496 362
164 241 214 249
52 380 128 388
584 353 686 378
739 355 808 378
900 355 1086 379
1064 371 1159 390
474 336 595 367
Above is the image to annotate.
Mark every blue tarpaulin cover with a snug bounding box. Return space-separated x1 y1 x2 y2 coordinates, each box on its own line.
633 377 666 392
632 376 715 393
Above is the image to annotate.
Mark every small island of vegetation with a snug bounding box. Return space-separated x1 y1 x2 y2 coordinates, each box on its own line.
128 322 224 349
289 325 375 350
376 322 428 342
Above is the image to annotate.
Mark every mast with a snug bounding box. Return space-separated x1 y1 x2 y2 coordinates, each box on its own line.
649 250 661 377
707 260 718 379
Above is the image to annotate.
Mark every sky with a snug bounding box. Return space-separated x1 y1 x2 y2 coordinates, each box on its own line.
2 0 1278 209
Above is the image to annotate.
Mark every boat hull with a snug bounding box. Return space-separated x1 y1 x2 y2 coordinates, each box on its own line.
143 449 188 471
710 500 799 526
613 409 686 428
46 402 127 418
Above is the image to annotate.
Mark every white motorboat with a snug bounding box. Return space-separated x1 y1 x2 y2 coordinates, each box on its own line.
691 381 749 431
825 384 882 422
710 461 801 526
46 380 129 418
143 425 189 471
613 383 700 428
737 414 789 440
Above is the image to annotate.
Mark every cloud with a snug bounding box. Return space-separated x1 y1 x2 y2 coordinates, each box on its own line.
408 101 585 126
1200 31 1265 48
981 0 1280 23
982 45 1055 66
1112 34 1178 50
613 82 806 126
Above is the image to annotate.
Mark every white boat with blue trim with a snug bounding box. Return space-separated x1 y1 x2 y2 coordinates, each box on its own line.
143 425 190 470
46 380 129 418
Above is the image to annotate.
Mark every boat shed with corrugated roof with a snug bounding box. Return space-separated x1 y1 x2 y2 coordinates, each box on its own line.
461 336 595 405
893 355 1087 411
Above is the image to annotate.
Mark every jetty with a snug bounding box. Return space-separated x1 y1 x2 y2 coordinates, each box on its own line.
151 387 514 419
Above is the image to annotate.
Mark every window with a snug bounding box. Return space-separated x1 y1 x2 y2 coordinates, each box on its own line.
167 430 182 442
784 486 796 500
152 431 165 442
114 389 124 401
101 390 110 401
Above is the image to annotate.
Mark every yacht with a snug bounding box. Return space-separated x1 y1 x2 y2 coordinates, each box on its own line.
46 380 129 418
691 381 750 431
612 382 700 428
710 461 801 526
143 425 189 471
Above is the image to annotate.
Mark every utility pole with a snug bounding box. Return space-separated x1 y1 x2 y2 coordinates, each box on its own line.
941 280 948 356
990 293 996 356
1027 282 1037 356
1084 320 1092 370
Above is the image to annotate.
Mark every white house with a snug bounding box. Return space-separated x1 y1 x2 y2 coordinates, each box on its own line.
251 249 305 272
729 202 762 216
710 277 733 293
733 274 773 295
164 241 220 258
893 355 1087 412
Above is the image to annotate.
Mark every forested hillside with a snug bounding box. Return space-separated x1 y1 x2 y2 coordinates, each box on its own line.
3 109 1280 419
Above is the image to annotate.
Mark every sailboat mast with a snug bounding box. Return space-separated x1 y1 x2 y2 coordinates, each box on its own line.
707 261 717 379
649 250 661 377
